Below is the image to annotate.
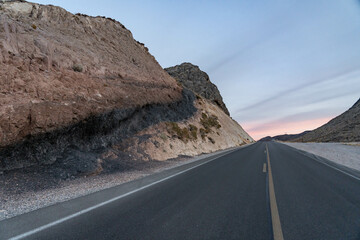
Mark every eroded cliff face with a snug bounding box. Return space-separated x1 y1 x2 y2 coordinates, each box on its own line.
0 1 253 176
0 1 182 148
0 1 187 171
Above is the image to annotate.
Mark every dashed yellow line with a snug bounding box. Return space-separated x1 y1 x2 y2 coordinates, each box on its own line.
266 144 284 240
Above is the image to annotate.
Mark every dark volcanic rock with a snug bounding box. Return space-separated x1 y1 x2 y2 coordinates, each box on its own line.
165 63 230 116
0 89 196 173
294 98 360 142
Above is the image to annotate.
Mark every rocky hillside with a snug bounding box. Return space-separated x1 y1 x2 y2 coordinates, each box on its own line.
0 1 253 177
165 63 230 116
294 98 360 142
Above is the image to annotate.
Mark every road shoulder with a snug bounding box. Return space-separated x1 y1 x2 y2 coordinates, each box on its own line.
277 141 360 180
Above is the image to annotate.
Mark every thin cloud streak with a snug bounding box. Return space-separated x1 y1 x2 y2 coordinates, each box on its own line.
235 86 360 123
206 28 282 74
234 67 360 114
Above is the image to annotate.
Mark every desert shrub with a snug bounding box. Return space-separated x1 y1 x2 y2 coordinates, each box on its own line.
208 137 215 144
197 113 222 141
200 113 221 131
179 128 190 142
189 124 198 140
167 122 181 135
159 133 167 141
166 122 201 142
166 122 190 142
72 64 83 72
199 128 207 140
31 24 37 29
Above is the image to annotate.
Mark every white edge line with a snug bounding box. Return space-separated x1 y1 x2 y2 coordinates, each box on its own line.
278 142 360 182
9 147 242 240
299 150 360 181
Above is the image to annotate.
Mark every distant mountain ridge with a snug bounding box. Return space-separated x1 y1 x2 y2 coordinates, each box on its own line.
259 131 311 142
293 98 360 142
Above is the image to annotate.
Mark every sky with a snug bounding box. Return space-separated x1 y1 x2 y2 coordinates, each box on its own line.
33 0 360 140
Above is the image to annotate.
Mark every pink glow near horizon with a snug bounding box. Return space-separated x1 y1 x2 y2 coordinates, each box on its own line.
244 117 333 141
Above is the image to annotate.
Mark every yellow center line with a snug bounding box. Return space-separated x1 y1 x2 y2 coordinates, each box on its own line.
266 144 284 240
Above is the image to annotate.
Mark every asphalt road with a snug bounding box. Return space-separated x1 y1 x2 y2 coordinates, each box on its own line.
2 141 360 239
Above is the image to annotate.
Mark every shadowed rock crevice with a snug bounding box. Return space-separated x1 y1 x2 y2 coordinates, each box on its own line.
0 89 196 173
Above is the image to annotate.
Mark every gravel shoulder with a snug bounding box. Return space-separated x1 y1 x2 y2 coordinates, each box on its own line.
280 142 360 172
0 147 238 221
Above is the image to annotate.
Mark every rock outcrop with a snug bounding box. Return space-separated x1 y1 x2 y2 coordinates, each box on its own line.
0 1 253 176
0 0 184 170
165 63 230 116
0 1 182 147
294 98 360 142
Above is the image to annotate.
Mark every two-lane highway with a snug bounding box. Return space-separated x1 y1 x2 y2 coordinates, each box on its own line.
2 142 360 239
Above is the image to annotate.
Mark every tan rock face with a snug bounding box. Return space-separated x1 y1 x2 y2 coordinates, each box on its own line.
0 1 181 147
0 1 254 175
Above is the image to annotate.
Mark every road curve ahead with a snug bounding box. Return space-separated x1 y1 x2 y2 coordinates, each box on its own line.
2 142 360 240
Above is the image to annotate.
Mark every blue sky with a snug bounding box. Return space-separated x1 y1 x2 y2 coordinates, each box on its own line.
33 0 360 139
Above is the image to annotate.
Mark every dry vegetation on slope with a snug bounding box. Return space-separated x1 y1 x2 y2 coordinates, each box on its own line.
113 98 253 162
